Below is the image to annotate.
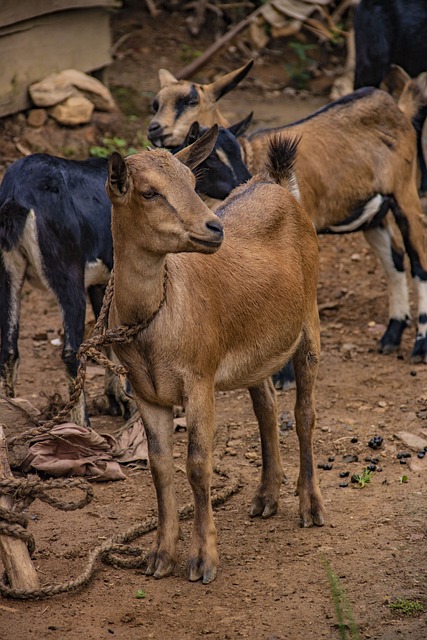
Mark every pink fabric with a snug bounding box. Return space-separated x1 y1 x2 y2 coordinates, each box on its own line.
20 421 149 481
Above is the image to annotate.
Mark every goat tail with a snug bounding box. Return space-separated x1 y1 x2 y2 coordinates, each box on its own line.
265 134 300 196
0 201 30 251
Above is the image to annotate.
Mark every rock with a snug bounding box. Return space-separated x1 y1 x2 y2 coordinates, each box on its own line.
409 456 427 473
395 431 427 451
30 69 116 111
27 108 48 127
50 95 94 126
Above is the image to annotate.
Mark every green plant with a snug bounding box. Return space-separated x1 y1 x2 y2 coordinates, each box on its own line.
179 43 202 64
285 41 317 89
89 136 138 158
135 588 147 599
400 475 408 483
351 467 372 488
389 598 424 616
321 557 360 640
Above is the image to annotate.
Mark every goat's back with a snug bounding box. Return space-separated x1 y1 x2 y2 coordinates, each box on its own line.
247 89 417 229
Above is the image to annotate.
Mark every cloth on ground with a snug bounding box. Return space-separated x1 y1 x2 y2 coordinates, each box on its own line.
19 420 149 481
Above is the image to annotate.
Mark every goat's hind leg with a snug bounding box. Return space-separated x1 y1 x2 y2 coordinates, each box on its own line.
0 251 26 397
293 319 324 527
389 192 427 362
248 378 283 518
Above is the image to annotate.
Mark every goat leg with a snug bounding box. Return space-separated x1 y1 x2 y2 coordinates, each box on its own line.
389 192 427 362
363 221 411 354
0 252 26 397
138 401 179 579
248 378 283 518
293 319 324 528
185 381 218 584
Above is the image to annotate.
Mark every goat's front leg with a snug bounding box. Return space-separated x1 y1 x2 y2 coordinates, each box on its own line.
185 381 218 584
137 400 179 578
46 262 88 426
293 319 325 528
248 378 283 518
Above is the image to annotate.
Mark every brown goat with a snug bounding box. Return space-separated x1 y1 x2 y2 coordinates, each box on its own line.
151 65 427 369
106 128 324 584
147 60 253 147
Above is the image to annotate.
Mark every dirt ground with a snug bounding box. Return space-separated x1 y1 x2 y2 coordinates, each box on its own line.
1 5 427 640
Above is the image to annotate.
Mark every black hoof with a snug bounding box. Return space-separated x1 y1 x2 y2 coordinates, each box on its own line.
378 318 409 354
410 335 427 363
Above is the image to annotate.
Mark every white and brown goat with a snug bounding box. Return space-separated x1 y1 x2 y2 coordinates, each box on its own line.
240 75 427 374
106 127 324 584
151 64 427 377
147 60 253 147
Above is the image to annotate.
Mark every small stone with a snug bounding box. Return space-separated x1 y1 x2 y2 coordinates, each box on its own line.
395 431 427 451
27 108 48 127
343 454 358 463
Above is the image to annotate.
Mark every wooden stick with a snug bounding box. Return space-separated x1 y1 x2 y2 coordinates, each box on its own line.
176 6 263 79
0 425 40 590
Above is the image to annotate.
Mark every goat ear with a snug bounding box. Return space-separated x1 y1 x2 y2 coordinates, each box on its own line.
228 112 253 138
158 68 179 88
183 121 201 146
108 152 128 196
175 125 219 170
206 60 254 102
380 65 411 99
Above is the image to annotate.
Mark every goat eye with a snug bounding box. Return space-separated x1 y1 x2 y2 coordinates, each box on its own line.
141 189 157 199
152 99 159 113
188 98 199 107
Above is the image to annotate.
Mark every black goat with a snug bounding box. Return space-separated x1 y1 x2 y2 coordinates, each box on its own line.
354 0 427 193
0 155 117 426
177 113 252 200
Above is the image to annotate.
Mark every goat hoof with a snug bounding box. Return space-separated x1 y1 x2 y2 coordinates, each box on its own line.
378 318 409 354
250 496 278 519
300 501 325 528
145 551 175 579
410 336 427 363
188 559 217 584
